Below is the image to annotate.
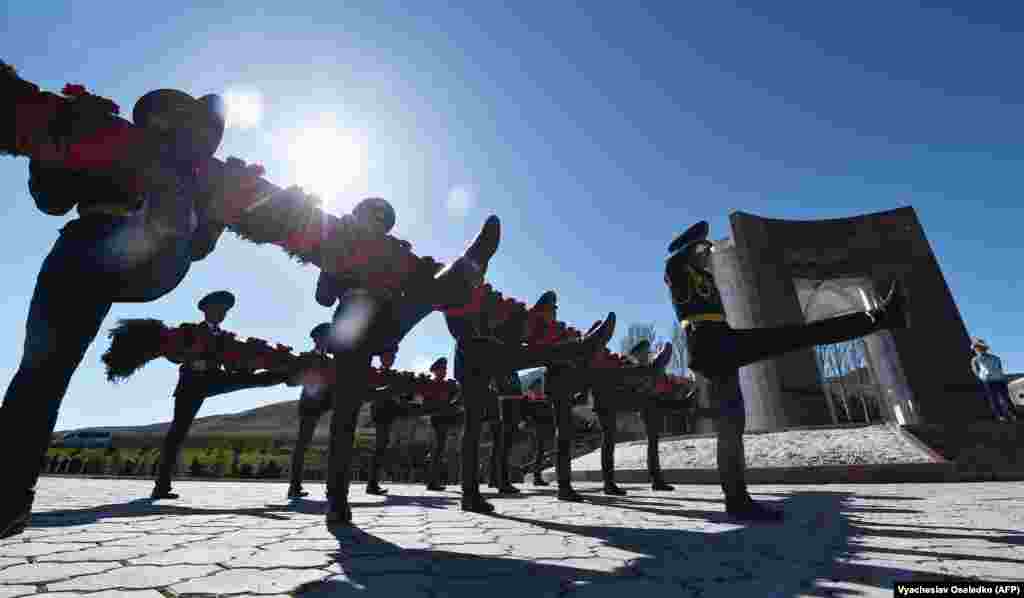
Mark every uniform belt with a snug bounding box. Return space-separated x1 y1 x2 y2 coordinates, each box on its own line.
681 313 726 328
79 200 143 217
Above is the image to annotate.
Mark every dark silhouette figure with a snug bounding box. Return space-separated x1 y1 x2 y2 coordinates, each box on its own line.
151 291 290 500
664 220 907 521
287 323 336 499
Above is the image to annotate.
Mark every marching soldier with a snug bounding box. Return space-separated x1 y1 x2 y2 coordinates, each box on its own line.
519 378 554 487
446 288 616 512
422 358 462 492
0 80 232 538
665 221 907 521
287 323 336 499
151 291 292 499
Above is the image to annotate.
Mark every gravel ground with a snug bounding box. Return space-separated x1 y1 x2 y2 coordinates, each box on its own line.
566 424 936 471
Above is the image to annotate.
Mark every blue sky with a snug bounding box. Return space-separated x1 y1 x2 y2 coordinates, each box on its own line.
2 2 1022 431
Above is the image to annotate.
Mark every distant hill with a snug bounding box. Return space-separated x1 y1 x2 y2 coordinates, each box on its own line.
57 399 374 446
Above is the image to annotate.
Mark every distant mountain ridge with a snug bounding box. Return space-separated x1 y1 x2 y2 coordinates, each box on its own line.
57 399 339 442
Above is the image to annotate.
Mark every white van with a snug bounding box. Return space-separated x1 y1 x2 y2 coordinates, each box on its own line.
59 430 113 449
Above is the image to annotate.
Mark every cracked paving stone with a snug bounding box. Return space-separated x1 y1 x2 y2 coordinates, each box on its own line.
32 591 166 598
105 533 211 546
49 531 146 543
424 520 480 529
37 545 152 562
45 565 217 591
0 587 36 598
367 526 429 536
432 542 508 556
366 533 428 545
297 573 432 597
228 549 334 568
0 562 117 584
0 542 97 557
129 545 258 565
503 536 593 559
430 532 496 545
170 567 330 595
272 540 341 551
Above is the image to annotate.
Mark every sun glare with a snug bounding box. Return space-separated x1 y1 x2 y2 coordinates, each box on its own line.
288 124 365 207
223 88 263 129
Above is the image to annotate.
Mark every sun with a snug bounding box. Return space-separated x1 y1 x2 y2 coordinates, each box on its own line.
222 88 263 130
288 125 365 208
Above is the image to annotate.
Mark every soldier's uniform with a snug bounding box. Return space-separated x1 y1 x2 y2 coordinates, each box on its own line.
421 358 462 491
287 323 336 499
443 287 615 512
152 291 290 499
0 86 231 539
519 380 554 486
665 221 907 521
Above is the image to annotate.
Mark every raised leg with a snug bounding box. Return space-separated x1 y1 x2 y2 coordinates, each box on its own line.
690 287 904 377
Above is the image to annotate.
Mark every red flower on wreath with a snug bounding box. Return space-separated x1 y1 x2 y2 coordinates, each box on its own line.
62 84 87 97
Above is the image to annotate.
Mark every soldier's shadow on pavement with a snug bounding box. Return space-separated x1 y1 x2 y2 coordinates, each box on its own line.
297 490 989 597
27 497 319 526
25 492 467 529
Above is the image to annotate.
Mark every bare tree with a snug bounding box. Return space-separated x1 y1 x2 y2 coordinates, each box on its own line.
814 338 874 423
669 324 688 375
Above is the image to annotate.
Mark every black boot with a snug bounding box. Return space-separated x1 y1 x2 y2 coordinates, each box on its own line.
461 492 495 514
365 481 388 496
497 483 520 494
433 216 501 308
651 480 675 491
287 485 309 499
462 215 501 275
557 487 585 502
532 475 549 487
425 482 446 491
603 483 627 496
151 484 179 500
0 489 34 539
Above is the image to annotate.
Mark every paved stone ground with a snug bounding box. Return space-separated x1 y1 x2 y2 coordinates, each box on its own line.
0 478 1021 597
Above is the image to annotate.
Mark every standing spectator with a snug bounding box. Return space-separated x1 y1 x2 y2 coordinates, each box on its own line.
970 339 1017 422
